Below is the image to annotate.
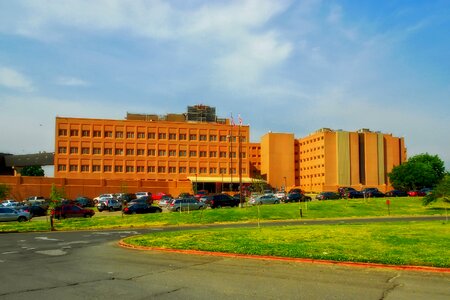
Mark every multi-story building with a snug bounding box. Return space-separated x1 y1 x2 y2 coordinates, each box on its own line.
54 105 255 193
260 128 407 192
54 105 406 194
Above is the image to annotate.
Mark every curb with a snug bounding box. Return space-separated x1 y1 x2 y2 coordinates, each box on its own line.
118 240 450 274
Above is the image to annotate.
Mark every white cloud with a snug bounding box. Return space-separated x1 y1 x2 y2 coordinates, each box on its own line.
0 67 34 92
55 76 89 87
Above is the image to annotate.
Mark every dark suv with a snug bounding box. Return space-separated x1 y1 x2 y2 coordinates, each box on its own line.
203 194 240 209
361 188 385 198
285 192 311 203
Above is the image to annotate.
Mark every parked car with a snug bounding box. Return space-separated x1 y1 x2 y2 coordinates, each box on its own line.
158 195 174 208
338 187 359 198
316 192 341 200
0 207 31 222
202 194 240 209
361 188 385 198
115 193 137 204
194 190 208 200
51 205 95 219
152 192 171 201
1 200 19 207
96 198 122 212
288 188 304 194
249 194 280 205
385 190 408 197
284 192 311 203
20 205 48 217
407 190 426 197
346 190 364 198
274 191 286 200
232 193 245 204
168 198 204 212
122 203 162 214
93 193 115 203
135 191 152 199
128 196 153 206
74 196 95 207
419 188 433 195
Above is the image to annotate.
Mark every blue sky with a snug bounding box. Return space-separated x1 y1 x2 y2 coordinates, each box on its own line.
0 0 449 171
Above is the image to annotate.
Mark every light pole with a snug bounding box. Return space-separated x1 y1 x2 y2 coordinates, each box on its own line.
283 176 287 192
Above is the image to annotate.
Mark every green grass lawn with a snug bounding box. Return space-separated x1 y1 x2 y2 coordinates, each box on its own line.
124 221 450 268
0 197 447 232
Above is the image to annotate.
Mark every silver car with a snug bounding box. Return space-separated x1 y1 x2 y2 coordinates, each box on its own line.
168 198 204 212
249 195 280 205
0 207 31 222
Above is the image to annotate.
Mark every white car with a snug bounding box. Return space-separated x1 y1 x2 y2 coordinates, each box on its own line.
94 193 115 203
274 191 286 200
135 192 151 198
1 200 19 207
0 207 31 222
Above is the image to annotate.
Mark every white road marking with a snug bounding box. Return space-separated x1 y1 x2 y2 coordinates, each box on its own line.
35 236 60 241
2 251 18 255
35 249 67 256
58 241 89 246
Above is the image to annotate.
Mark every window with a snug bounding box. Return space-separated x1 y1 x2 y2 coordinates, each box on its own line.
137 149 145 156
58 165 66 171
209 135 217 141
240 152 247 158
199 167 207 174
104 148 112 155
58 129 67 136
92 165 101 172
126 132 134 138
93 148 101 155
158 150 166 156
147 166 155 173
81 165 90 172
137 132 145 139
219 151 227 158
82 130 90 137
93 130 101 137
126 149 135 155
169 150 176 157
104 131 113 138
168 167 176 173
148 132 156 139
189 151 197 157
115 148 124 155
70 147 78 154
179 166 186 173
70 129 79 137
199 151 207 157
158 133 166 139
199 135 207 141
81 147 90 154
220 168 227 174
179 133 187 140
230 168 236 174
230 152 236 158
158 166 166 173
137 166 145 173
69 165 78 172
219 135 227 141
114 165 123 172
147 149 156 156
58 147 67 154
126 166 134 173
179 150 187 157
104 165 112 172
189 134 197 141
189 167 197 174
169 133 177 140
209 151 217 158
115 131 123 138
210 167 217 174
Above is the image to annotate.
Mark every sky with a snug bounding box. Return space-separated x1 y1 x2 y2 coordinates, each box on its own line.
0 0 449 173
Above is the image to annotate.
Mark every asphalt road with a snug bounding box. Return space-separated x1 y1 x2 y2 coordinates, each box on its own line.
0 222 449 300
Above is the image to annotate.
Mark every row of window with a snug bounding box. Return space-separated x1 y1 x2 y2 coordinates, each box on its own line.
299 146 324 154
58 147 247 158
58 129 247 142
58 164 247 174
300 164 325 171
299 155 325 162
299 136 325 145
299 173 325 179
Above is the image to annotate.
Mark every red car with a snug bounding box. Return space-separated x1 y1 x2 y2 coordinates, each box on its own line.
194 190 208 200
51 205 95 219
151 192 171 201
407 190 426 197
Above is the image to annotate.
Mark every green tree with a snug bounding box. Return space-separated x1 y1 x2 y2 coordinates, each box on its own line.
0 183 11 199
423 174 450 222
20 165 45 176
48 184 66 230
388 153 445 190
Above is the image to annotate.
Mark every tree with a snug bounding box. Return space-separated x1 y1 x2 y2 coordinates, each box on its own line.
0 183 11 199
20 165 45 176
48 184 66 230
423 174 450 222
388 153 445 190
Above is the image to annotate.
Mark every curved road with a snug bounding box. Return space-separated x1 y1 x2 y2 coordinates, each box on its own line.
0 217 449 299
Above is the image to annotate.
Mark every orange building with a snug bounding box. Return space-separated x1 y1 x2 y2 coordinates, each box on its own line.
260 128 406 193
54 106 256 194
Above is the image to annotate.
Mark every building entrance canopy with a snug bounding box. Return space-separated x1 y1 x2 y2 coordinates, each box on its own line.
187 176 264 184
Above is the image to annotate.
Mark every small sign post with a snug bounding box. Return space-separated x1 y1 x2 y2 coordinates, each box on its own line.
386 199 391 216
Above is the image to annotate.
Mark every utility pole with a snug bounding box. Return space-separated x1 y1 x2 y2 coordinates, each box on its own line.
238 123 243 207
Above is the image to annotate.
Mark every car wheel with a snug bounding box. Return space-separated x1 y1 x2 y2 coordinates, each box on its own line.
156 208 162 213
18 216 27 222
199 206 204 210
109 207 114 212
84 214 92 218
98 209 103 212
132 211 137 215
274 200 279 204
176 207 180 212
